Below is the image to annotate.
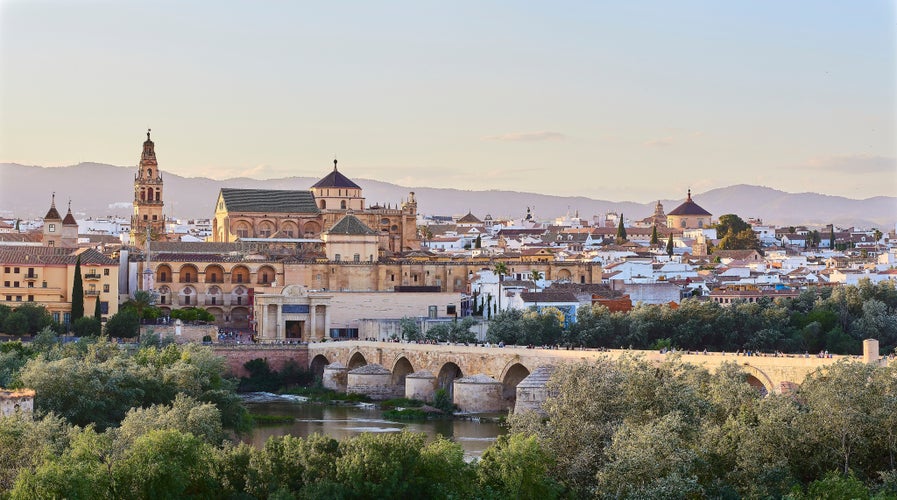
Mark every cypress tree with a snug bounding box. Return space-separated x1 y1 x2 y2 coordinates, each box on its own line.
829 226 835 249
475 234 482 249
71 255 84 321
616 214 627 242
650 225 659 245
94 296 102 320
666 233 675 257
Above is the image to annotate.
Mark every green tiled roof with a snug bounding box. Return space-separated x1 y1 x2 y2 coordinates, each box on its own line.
326 215 378 235
220 188 320 214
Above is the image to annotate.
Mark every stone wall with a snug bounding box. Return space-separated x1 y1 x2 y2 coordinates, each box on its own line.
0 389 34 416
140 323 218 344
212 345 309 378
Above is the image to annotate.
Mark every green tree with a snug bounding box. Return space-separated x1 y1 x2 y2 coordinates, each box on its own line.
714 214 760 251
478 433 562 499
493 261 509 314
104 310 140 339
399 316 422 341
531 269 543 292
71 256 84 322
475 234 482 249
616 214 627 243
94 297 102 321
71 317 101 337
666 233 675 257
125 290 155 322
829 225 836 248
486 309 524 345
650 225 660 245
114 429 218 498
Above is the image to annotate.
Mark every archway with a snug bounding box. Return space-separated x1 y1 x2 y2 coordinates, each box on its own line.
310 354 330 382
741 364 774 396
178 264 199 283
501 363 531 406
230 307 249 328
231 266 250 285
556 269 572 281
204 264 225 284
348 352 367 370
391 357 415 393
437 362 464 400
745 374 769 397
156 264 172 283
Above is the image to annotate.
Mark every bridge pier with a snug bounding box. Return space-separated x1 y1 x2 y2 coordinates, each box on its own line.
514 365 555 415
347 364 397 400
405 371 437 402
323 362 347 392
453 375 505 412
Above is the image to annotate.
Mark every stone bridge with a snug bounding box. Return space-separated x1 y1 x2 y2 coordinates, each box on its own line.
304 340 885 412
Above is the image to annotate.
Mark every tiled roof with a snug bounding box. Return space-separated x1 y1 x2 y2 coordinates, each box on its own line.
0 247 116 266
152 242 246 254
326 215 378 235
520 291 580 303
667 191 711 216
62 209 77 226
311 161 362 189
0 233 42 244
457 212 482 224
220 188 319 214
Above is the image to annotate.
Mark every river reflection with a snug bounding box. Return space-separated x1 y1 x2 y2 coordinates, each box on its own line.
242 394 507 460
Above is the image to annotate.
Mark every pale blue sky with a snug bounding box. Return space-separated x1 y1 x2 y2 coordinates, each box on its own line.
1 1 894 201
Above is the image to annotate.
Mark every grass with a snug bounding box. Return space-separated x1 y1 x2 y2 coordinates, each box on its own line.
250 413 295 425
380 397 425 410
282 385 372 404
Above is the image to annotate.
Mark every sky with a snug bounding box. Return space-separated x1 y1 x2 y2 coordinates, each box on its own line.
0 1 895 202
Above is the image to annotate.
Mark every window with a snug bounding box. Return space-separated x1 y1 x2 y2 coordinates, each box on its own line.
3 281 8 287
42 282 47 288
160 296 166 304
48 241 54 247
13 268 19 273
152 215 158 221
353 254 360 263
27 295 33 302
340 200 347 209
104 269 110 276
143 215 148 220
48 224 55 232
334 254 341 262
211 297 216 305
53 312 60 323
13 282 19 288
27 283 33 288
5 296 10 301
3 267 8 273
63 312 71 325
184 295 191 305
103 284 110 293
15 296 21 301
236 296 242 305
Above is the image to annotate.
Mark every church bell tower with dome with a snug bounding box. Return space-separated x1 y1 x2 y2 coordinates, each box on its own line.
129 129 166 247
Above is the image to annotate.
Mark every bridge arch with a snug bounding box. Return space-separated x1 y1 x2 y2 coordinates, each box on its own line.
500 363 531 405
348 351 368 370
740 363 774 396
391 357 415 393
437 362 464 399
310 354 329 381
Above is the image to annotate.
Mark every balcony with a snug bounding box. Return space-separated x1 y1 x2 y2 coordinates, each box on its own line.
84 290 100 297
23 273 38 281
84 272 102 280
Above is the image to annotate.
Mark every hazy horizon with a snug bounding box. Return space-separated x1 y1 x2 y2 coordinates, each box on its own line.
1 2 895 201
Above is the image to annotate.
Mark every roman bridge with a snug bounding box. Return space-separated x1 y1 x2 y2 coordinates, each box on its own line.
215 340 885 413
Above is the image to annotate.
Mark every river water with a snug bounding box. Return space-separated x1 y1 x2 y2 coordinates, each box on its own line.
241 393 507 460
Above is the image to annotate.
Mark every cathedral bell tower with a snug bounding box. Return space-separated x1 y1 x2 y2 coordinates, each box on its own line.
129 129 165 247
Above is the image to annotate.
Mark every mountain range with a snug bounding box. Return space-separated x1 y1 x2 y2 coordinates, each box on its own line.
1 162 894 229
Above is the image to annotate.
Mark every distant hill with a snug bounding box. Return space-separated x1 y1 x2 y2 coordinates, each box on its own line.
1 162 894 229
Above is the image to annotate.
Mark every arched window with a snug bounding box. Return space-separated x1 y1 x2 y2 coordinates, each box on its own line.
147 169 153 177
340 200 347 209
320 200 327 209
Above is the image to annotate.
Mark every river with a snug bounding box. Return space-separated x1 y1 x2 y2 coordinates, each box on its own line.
241 393 507 460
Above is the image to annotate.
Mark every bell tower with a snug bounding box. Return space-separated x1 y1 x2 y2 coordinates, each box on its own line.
130 129 166 247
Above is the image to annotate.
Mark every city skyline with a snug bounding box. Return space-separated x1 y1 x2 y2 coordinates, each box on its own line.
1 1 895 202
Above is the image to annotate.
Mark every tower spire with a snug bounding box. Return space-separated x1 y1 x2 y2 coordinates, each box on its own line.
333 158 338 171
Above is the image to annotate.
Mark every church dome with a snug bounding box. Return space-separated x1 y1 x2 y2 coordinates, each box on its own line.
312 159 361 189
667 190 711 216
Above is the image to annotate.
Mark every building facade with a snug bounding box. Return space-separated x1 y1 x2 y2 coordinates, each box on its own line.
667 190 712 229
130 130 166 246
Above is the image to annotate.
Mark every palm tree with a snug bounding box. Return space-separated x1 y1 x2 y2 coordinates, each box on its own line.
493 261 509 316
530 269 543 292
129 290 155 322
